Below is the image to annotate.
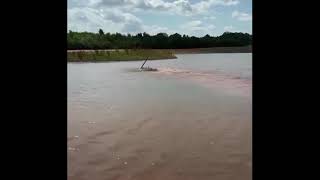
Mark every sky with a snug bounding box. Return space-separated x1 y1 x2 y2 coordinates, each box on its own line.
67 0 252 37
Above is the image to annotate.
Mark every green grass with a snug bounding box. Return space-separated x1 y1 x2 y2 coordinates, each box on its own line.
67 49 177 62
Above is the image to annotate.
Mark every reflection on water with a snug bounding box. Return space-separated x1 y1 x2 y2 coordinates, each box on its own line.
68 53 252 180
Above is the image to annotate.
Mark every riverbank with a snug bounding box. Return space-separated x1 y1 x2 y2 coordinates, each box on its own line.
67 49 176 62
67 46 251 62
68 46 251 53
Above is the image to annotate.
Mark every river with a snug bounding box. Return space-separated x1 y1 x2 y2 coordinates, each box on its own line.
68 53 252 180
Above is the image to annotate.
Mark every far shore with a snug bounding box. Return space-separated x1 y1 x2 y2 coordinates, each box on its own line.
67 49 176 62
171 46 252 54
67 46 251 62
67 46 252 54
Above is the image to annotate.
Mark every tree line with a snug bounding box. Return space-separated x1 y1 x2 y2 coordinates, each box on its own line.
68 29 252 50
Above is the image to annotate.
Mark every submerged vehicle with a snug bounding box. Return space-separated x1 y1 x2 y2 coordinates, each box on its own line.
140 66 158 71
139 57 158 71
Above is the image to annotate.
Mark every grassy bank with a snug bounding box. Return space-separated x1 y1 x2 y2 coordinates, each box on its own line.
67 49 176 62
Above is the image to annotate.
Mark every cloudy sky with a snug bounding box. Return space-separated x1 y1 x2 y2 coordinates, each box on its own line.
68 0 252 37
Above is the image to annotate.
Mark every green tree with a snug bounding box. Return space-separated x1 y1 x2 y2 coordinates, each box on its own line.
67 30 252 50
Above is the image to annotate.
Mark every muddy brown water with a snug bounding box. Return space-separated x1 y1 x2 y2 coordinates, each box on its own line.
68 53 252 180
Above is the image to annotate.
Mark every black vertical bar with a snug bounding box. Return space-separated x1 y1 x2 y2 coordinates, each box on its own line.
140 57 148 69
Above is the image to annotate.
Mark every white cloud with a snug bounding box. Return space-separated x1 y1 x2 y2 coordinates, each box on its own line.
142 25 175 35
208 24 216 30
68 6 176 35
224 25 234 31
67 0 245 36
131 0 194 16
183 20 203 28
232 10 252 21
204 16 216 20
180 20 216 36
68 7 144 33
223 25 243 33
192 0 239 14
83 0 240 16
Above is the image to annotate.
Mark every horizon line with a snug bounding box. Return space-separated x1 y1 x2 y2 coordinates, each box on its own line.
67 30 252 37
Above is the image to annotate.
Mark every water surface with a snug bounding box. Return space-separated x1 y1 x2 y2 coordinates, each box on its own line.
68 53 252 180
